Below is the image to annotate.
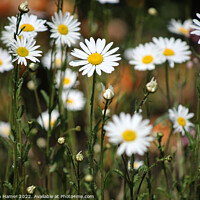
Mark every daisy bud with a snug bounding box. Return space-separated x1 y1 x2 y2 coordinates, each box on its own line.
105 143 111 149
36 138 46 148
84 174 93 182
166 155 173 162
102 109 111 117
29 63 39 72
75 126 81 131
103 85 114 100
37 161 41 165
148 8 157 16
26 185 36 194
18 1 29 13
75 151 84 162
27 80 36 90
146 77 157 93
58 137 65 145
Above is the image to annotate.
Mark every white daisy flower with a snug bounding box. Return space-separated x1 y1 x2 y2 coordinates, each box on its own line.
128 42 165 71
168 104 194 135
10 36 42 66
69 37 121 77
42 49 72 69
62 90 85 111
104 113 153 156
128 160 144 170
47 10 81 47
152 37 191 68
167 19 192 37
5 14 47 38
0 122 11 138
0 48 13 72
97 0 119 4
56 68 77 90
37 110 59 130
190 13 200 44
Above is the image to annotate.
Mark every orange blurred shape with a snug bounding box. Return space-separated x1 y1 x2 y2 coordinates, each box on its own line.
0 0 12 17
29 0 48 11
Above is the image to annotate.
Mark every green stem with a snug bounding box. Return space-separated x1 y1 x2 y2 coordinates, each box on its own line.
100 100 109 200
88 72 96 196
165 61 171 109
146 152 152 200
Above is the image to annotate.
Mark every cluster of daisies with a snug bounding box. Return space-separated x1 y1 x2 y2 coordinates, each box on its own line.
0 3 200 160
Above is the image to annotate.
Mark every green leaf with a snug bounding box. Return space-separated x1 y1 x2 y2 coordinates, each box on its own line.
113 169 124 178
50 162 57 173
40 89 49 106
3 181 13 192
23 143 31 163
184 128 195 147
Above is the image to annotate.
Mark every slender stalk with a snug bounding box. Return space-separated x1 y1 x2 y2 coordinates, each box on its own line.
88 72 96 196
165 61 171 109
100 100 109 200
146 152 152 200
77 162 80 195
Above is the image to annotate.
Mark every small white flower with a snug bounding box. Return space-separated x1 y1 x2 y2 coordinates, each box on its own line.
58 137 65 144
10 36 42 66
104 113 153 156
128 160 144 170
62 90 85 111
168 104 194 135
47 10 81 47
26 185 36 194
36 137 46 148
168 19 192 37
97 0 119 4
37 110 59 130
27 80 36 90
70 37 121 77
0 48 13 72
152 37 191 68
128 42 164 71
56 68 77 90
146 77 157 93
191 13 200 44
0 122 11 138
148 8 158 16
5 14 47 38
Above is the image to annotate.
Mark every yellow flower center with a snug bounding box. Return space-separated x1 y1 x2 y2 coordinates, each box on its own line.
20 24 34 32
55 58 62 66
142 55 153 64
163 48 175 56
3 127 10 136
177 117 186 127
0 59 3 66
17 47 29 57
122 130 137 142
88 53 103 65
63 77 70 85
67 98 74 104
58 24 68 35
50 120 55 127
178 27 189 35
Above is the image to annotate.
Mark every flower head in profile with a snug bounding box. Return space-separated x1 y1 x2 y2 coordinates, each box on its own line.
37 110 59 130
47 10 81 47
0 48 13 72
167 19 192 37
69 37 121 77
190 13 200 44
128 160 144 170
101 83 114 100
10 36 42 66
152 37 191 68
104 113 153 156
5 14 47 38
128 42 164 71
62 90 85 111
0 122 11 138
168 104 194 135
56 68 77 90
97 0 119 4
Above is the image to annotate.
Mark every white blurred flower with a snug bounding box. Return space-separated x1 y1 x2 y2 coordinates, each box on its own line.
0 122 11 138
97 0 119 4
190 13 200 44
0 48 13 72
128 160 144 170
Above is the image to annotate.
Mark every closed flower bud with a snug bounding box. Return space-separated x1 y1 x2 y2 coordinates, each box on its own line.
103 86 114 100
18 1 29 13
27 185 36 194
58 137 65 144
148 8 157 16
29 63 39 71
166 155 173 162
75 151 84 162
75 126 81 131
27 80 36 90
146 77 157 93
84 174 93 182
